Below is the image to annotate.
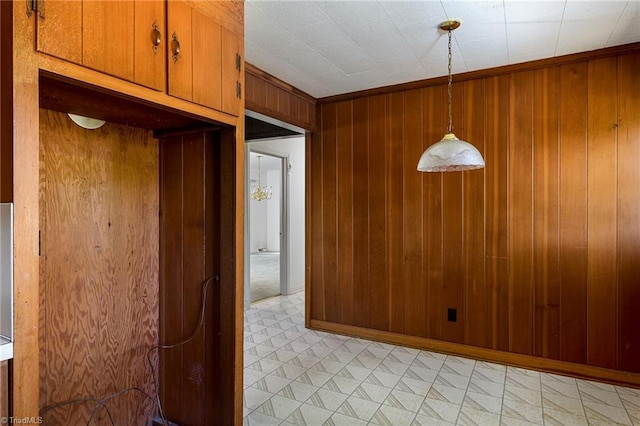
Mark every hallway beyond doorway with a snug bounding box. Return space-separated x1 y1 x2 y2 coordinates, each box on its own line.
250 252 280 303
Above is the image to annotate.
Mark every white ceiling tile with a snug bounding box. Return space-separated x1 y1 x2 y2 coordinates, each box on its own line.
245 0 640 98
607 15 640 46
320 1 389 28
252 1 326 29
341 19 404 48
388 68 436 86
506 22 561 59
441 0 505 24
314 38 370 61
509 51 552 65
376 57 425 74
396 22 444 59
334 57 381 75
556 21 613 54
562 1 627 21
290 20 350 49
465 55 509 71
504 1 566 23
379 1 448 27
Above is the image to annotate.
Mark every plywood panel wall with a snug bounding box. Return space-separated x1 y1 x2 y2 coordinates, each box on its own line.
309 50 640 376
39 109 159 424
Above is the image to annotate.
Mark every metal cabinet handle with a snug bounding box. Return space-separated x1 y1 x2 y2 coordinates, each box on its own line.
171 33 181 63
236 53 241 71
151 22 161 53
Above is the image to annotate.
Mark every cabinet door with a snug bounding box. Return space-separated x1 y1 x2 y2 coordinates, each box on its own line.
36 1 164 91
168 2 224 110
134 1 166 91
221 28 243 116
36 1 83 64
83 1 135 82
167 0 193 102
192 10 222 110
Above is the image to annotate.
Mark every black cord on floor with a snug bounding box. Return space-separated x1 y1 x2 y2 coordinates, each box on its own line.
40 275 219 426
147 274 219 425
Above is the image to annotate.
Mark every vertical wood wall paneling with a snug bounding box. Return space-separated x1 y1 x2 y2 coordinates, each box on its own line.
310 110 324 321
218 127 241 425
558 62 588 364
244 64 317 131
246 72 267 110
266 84 278 114
159 131 224 424
203 134 219 421
367 95 389 331
180 135 207 425
423 86 444 340
352 97 370 328
442 82 464 343
160 138 185 421
40 110 158 424
462 78 487 348
508 71 535 355
617 53 640 373
533 66 561 359
484 75 509 352
0 0 12 202
387 92 405 333
586 57 618 369
310 48 640 378
402 89 425 337
336 101 354 325
321 103 339 323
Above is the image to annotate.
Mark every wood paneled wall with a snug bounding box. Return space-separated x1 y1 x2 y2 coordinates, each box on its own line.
0 1 11 415
159 127 240 425
245 63 316 131
0 0 11 202
159 131 221 425
39 109 159 424
309 50 640 378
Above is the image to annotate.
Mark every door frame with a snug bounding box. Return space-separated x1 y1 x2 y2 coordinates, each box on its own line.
244 146 290 310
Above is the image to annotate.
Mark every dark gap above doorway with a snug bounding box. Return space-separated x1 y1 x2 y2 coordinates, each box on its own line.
246 115 299 140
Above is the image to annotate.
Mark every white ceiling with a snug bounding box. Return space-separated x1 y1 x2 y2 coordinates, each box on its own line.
245 0 640 98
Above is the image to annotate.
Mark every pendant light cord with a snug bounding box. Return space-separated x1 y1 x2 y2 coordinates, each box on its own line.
447 28 453 134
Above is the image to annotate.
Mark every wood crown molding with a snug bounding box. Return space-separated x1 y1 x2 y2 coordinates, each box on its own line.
245 62 316 105
318 41 640 104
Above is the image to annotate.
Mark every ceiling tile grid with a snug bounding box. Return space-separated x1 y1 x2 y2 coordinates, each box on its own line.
245 0 640 98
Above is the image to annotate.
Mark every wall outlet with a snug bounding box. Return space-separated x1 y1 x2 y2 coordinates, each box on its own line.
447 308 457 322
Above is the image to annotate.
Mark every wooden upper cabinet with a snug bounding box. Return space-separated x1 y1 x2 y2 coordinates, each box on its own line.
167 1 243 116
33 0 243 116
36 1 165 91
222 26 243 115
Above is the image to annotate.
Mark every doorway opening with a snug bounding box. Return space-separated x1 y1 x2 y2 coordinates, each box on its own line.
248 152 283 303
244 112 305 308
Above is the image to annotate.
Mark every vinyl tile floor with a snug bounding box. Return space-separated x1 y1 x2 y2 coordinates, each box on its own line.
243 292 640 426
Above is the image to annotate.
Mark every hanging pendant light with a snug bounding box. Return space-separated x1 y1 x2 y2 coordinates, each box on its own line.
417 20 485 172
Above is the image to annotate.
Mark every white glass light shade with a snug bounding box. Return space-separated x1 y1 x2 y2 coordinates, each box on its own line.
67 113 106 130
417 133 485 172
